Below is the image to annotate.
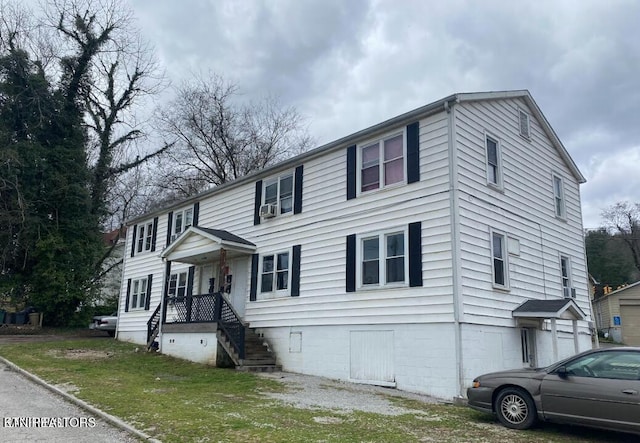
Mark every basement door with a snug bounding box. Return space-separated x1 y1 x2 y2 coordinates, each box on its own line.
349 330 395 387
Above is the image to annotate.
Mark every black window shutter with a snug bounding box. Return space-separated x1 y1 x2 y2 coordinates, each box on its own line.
193 202 199 226
130 225 137 257
408 221 423 287
254 180 263 225
407 122 420 184
150 217 159 252
187 266 195 297
346 145 356 200
346 234 356 292
166 211 173 246
249 254 259 301
291 245 301 297
124 279 131 312
145 274 153 310
294 165 304 214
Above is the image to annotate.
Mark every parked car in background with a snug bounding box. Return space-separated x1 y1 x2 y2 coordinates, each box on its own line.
90 312 118 337
467 347 640 435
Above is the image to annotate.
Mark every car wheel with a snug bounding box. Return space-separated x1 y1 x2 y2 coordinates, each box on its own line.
495 387 537 430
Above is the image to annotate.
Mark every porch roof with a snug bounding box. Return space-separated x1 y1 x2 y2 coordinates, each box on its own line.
512 298 587 321
161 226 256 264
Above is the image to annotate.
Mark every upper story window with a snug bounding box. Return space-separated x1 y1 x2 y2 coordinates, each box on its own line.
173 207 193 237
360 133 404 193
491 230 509 290
360 229 406 288
130 277 148 310
264 173 294 215
137 221 154 253
518 109 530 139
131 218 157 257
553 174 566 219
255 165 303 225
485 134 502 188
560 255 574 298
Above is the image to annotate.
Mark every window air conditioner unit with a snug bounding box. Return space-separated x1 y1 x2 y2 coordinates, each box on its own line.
259 203 277 218
563 287 576 299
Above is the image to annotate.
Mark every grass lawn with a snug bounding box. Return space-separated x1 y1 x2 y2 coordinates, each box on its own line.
0 338 633 442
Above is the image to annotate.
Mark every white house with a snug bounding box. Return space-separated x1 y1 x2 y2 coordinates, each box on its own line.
117 90 592 401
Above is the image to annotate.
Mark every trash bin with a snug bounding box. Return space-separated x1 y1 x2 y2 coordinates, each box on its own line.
28 312 41 327
0 310 5 324
6 312 15 324
15 312 26 324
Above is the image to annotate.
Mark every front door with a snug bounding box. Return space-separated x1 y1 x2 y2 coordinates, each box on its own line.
199 258 248 319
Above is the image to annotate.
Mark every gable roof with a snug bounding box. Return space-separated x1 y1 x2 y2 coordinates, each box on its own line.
161 226 256 264
512 298 587 320
129 90 584 225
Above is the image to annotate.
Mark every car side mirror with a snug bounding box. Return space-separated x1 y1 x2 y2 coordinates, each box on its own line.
555 366 569 378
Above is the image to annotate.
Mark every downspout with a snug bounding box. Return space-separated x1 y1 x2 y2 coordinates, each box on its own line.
445 99 465 402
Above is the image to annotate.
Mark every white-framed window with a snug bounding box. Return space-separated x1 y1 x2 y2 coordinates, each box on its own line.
485 133 502 188
560 255 572 295
130 277 148 310
360 132 405 193
137 220 154 253
359 229 407 288
518 109 530 139
173 207 193 237
491 229 509 289
553 174 566 219
260 251 290 294
264 172 294 214
168 271 188 298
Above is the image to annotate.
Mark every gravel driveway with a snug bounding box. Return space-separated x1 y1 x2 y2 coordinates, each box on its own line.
258 371 441 415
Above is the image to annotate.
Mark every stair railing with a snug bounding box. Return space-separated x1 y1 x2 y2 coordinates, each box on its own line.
146 303 162 345
214 292 245 359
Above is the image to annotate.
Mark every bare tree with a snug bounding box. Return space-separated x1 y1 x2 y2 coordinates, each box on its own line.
602 201 640 273
155 73 312 196
47 0 170 224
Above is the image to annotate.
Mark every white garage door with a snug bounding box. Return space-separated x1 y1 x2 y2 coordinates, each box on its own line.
620 304 640 346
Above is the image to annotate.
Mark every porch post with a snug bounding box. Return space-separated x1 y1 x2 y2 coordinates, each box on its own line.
551 318 558 361
572 320 579 353
161 260 172 324
217 247 228 293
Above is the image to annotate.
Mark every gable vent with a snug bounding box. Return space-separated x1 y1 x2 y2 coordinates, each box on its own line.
519 109 530 139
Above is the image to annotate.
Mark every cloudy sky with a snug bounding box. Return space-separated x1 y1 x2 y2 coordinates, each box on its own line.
127 0 639 228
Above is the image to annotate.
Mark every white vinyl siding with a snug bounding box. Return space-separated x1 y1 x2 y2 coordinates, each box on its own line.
455 98 588 328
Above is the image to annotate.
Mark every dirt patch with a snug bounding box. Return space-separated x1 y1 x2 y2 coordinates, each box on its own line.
45 349 113 360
